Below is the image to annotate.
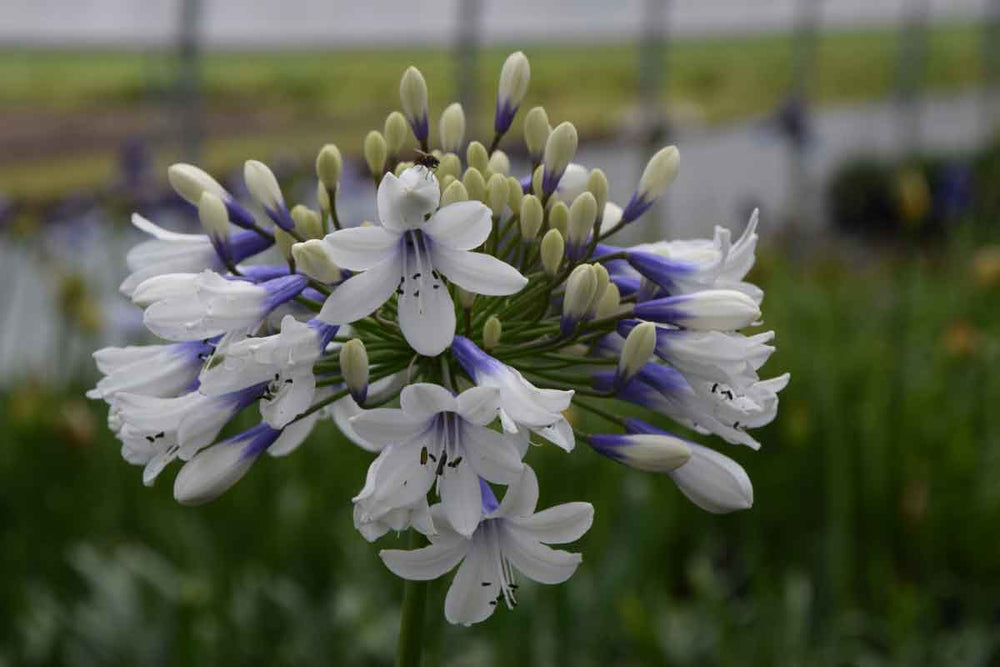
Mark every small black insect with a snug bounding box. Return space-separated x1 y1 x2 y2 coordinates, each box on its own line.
413 149 439 170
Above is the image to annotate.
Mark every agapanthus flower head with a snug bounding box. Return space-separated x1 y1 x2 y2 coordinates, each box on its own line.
89 50 786 630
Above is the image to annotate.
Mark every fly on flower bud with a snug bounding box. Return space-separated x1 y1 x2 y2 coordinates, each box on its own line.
290 205 324 240
567 191 598 260
542 121 578 196
587 169 609 213
617 321 657 387
462 168 487 203
399 66 429 145
487 173 509 218
523 106 550 163
439 103 466 153
549 200 569 237
364 131 388 178
384 111 409 156
495 51 530 135
541 229 565 276
292 239 341 283
588 432 692 473
340 338 369 405
594 283 621 319
633 289 761 331
437 153 462 181
467 141 490 175
197 192 230 243
441 180 469 207
520 194 543 240
621 145 680 225
244 160 295 232
506 175 523 212
394 161 414 177
561 264 597 335
316 144 343 191
488 150 511 176
483 315 502 350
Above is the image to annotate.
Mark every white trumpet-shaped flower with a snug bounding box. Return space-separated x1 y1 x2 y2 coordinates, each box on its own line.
319 166 528 356
380 467 593 626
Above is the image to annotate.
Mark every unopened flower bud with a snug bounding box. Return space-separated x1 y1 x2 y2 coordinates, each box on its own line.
467 141 489 175
594 283 621 319
437 152 462 181
292 239 341 283
394 160 414 177
316 182 331 214
197 192 230 241
244 160 294 231
364 131 388 177
487 173 509 217
519 195 543 240
588 432 692 473
340 338 369 404
540 229 565 276
495 51 530 134
440 180 469 207
488 150 510 176
589 263 609 313
274 229 295 260
566 191 598 258
439 103 466 153
168 163 229 206
561 264 597 335
291 204 323 240
439 174 456 191
549 200 569 236
506 176 523 212
633 289 761 331
399 66 429 142
618 321 656 385
531 165 544 197
456 286 476 309
174 425 281 506
462 168 487 203
483 315 502 350
587 168 609 212
622 145 680 224
523 106 550 162
316 144 343 190
542 121 578 195
384 111 409 156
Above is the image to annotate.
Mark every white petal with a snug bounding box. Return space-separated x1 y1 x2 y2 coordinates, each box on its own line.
332 396 382 452
267 412 320 457
508 502 593 544
455 386 500 426
443 540 498 626
440 463 483 537
530 418 575 452
494 465 538 519
461 424 524 484
431 245 527 296
132 213 205 242
422 201 492 250
500 527 582 585
350 408 431 445
373 442 436 510
400 383 457 418
377 170 440 232
260 370 315 428
93 344 167 374
132 273 198 308
669 442 754 513
318 252 402 325
323 226 401 271
380 541 469 581
397 270 457 356
173 441 258 506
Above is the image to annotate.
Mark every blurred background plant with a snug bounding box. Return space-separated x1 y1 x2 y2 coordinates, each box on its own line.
2 1 1000 665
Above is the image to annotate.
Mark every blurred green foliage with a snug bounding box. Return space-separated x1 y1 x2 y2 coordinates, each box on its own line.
2 228 999 665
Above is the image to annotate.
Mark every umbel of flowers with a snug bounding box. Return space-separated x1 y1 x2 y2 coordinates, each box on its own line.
90 51 787 629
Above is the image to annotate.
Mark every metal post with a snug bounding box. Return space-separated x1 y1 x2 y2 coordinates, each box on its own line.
894 0 930 156
455 0 482 137
983 0 1000 139
637 0 669 241
177 0 203 163
786 0 821 229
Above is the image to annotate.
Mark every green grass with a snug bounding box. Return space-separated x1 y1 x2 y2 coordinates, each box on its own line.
2 230 999 665
0 22 985 198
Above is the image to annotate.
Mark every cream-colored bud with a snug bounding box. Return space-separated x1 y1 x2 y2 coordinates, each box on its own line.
466 141 489 175
619 321 657 382
594 283 621 319
440 180 469 207
487 173 509 217
394 161 414 177
562 264 598 324
523 106 550 160
316 181 331 215
589 263 609 313
364 131 388 177
587 168 609 212
399 66 428 133
440 174 456 191
531 165 544 196
168 163 228 205
542 121 578 193
437 153 462 181
549 201 569 237
439 103 466 153
456 286 476 309
340 338 369 404
244 160 285 210
462 168 487 203
638 146 680 200
275 229 295 260
291 239 341 283
497 51 530 109
567 191 598 249
540 228 565 276
290 205 323 240
197 192 230 240
506 176 523 212
315 144 343 190
483 316 502 351
384 111 409 156
519 194 543 240
488 150 511 176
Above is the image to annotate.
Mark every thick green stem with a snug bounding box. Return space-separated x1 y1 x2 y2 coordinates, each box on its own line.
396 533 429 667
